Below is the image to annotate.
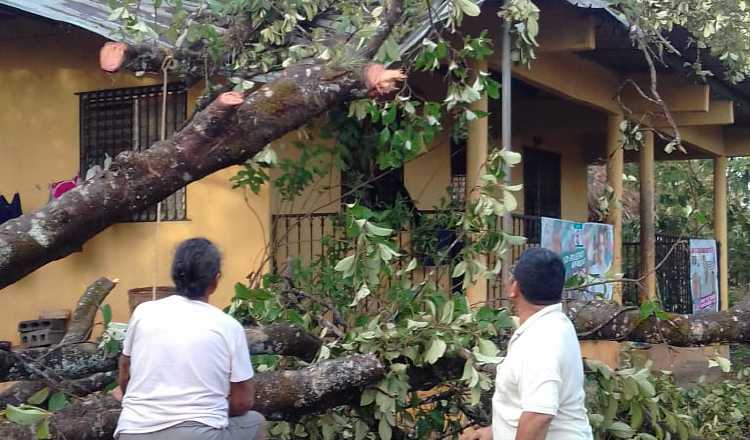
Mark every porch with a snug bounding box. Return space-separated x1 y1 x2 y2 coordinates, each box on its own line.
269 212 708 313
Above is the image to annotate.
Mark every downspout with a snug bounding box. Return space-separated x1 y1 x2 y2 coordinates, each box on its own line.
501 14 514 294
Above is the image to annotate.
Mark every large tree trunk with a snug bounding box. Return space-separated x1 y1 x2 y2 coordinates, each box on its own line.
0 0 404 290
0 323 321 382
4 298 750 384
0 354 385 440
569 298 750 346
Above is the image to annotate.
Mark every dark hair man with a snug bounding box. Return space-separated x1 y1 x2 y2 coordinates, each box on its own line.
115 238 266 440
466 248 593 440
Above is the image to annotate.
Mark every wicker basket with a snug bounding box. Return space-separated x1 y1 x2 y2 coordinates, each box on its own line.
127 286 176 314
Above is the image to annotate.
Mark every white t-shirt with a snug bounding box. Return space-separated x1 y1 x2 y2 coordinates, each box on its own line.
492 304 593 440
115 295 254 436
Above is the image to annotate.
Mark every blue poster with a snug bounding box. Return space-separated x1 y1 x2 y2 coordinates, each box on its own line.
541 218 614 300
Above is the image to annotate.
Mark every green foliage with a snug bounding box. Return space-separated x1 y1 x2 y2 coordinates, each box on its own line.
586 351 750 440
614 0 750 82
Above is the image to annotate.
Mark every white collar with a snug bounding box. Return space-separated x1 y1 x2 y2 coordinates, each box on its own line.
511 303 563 341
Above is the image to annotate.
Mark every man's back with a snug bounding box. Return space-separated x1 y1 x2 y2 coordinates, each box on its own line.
492 304 593 439
116 295 253 436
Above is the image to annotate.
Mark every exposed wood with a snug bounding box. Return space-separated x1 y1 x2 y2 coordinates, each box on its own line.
466 59 489 306
0 324 321 382
714 156 729 311
622 75 709 113
606 114 624 304
60 278 117 345
0 0 405 290
639 131 656 302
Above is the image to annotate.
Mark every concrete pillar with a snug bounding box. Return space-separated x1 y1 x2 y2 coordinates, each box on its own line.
606 115 624 304
639 131 657 302
466 59 489 306
714 156 729 311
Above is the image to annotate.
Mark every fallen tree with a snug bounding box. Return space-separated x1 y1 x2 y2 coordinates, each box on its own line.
0 0 406 290
3 298 750 384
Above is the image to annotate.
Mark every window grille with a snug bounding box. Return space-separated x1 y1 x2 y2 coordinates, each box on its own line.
523 147 561 219
79 83 188 221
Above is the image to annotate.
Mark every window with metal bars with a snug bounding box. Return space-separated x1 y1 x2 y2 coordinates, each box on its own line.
523 147 561 219
79 83 188 221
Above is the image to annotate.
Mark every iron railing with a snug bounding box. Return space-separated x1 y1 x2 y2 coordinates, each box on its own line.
623 235 719 313
270 212 538 302
270 212 708 313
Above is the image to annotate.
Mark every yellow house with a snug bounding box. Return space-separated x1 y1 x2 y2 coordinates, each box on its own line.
1 0 749 375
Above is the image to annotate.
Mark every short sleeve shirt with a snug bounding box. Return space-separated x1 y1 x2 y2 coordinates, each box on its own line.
115 295 254 436
492 304 593 439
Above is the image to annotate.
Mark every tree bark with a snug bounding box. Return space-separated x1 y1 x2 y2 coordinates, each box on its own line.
0 0 404 290
60 277 117 345
0 323 321 382
568 298 750 346
0 371 116 408
0 278 117 406
0 354 385 440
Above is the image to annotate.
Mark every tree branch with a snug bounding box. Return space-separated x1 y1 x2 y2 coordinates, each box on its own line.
0 0 406 289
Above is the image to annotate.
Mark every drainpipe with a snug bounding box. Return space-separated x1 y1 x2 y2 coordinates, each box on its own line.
500 16 514 297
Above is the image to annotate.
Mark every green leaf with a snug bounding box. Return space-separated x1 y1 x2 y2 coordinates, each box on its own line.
101 304 112 326
233 283 251 300
424 338 447 364
365 222 393 237
452 261 467 278
355 419 369 440
35 419 51 440
454 0 481 17
334 255 356 273
407 319 429 330
47 392 68 412
5 405 49 426
440 300 455 324
608 421 634 439
349 284 372 307
499 150 522 165
709 355 732 373
26 388 49 406
477 338 499 357
378 417 392 440
360 389 376 406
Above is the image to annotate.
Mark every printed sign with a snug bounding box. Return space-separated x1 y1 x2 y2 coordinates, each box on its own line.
690 239 719 314
541 218 614 300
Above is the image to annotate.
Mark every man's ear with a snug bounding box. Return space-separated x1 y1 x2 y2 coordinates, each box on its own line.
508 280 521 299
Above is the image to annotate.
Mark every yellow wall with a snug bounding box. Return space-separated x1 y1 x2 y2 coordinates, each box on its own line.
0 18 270 343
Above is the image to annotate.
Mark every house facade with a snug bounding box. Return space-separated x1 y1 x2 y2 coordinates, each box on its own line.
0 0 748 373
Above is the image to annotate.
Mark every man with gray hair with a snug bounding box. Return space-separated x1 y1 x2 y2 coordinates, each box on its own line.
115 238 266 440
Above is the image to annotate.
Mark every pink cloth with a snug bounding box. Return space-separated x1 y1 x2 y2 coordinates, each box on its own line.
50 177 79 199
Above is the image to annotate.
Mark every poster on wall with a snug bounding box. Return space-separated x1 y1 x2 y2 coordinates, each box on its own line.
540 218 614 300
690 239 719 314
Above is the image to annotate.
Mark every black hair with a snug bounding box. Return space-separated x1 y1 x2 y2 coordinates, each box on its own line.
171 238 222 299
512 248 565 305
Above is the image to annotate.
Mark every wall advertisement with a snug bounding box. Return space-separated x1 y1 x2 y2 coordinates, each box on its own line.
540 217 614 300
690 239 719 314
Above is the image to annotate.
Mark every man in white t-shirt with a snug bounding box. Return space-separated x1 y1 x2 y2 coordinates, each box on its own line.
115 238 265 440
466 248 593 440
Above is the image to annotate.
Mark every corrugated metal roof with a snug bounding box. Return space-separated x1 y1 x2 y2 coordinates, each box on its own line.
0 0 199 44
